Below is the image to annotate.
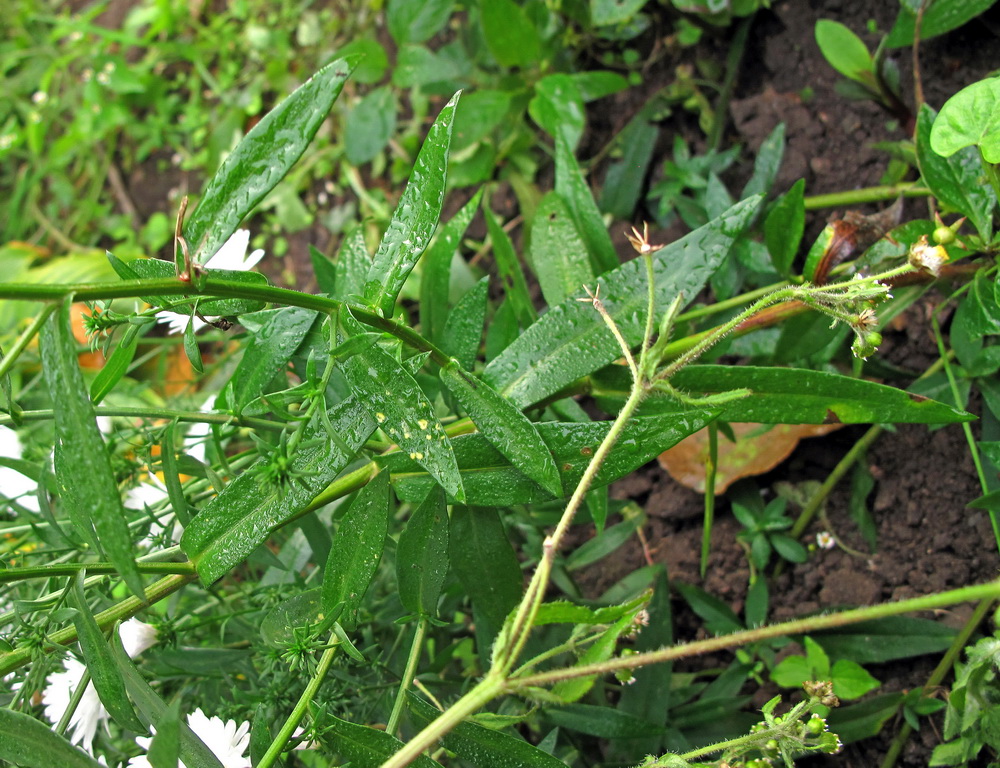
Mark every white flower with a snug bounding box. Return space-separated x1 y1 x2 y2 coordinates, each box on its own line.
0 425 39 513
127 708 251 768
156 230 265 334
816 531 836 550
41 619 158 754
908 235 948 277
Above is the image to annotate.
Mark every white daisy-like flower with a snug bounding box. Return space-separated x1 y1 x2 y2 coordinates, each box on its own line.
156 230 264 334
816 531 836 550
41 618 158 754
0 425 39 513
127 708 251 768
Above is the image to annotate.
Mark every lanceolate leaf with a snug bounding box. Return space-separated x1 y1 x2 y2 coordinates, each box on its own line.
396 486 449 617
420 189 484 345
363 91 461 318
323 715 439 768
408 693 570 768
109 637 225 768
555 133 619 274
450 506 523 648
483 196 762 409
323 471 390 630
181 398 377 585
40 302 145 600
529 192 594 306
0 709 105 768
440 278 488 371
333 226 372 302
69 573 146 734
440 361 562 497
184 58 357 265
484 205 536 328
380 409 718 504
229 306 318 413
90 324 140 404
590 365 974 425
339 307 465 501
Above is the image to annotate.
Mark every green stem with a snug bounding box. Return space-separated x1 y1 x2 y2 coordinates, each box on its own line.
700 423 718 578
386 618 428 736
803 184 930 210
0 406 285 431
0 278 451 365
0 303 57 381
0 560 195 583
55 668 93 738
708 15 751 152
508 579 1000 689
879 597 994 768
380 675 506 768
0 573 196 676
256 638 340 768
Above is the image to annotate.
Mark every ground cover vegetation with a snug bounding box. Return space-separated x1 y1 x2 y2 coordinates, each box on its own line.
1 1 1000 767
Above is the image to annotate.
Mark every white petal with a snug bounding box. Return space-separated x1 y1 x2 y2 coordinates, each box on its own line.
119 618 159 658
205 229 263 272
42 658 108 754
155 311 208 336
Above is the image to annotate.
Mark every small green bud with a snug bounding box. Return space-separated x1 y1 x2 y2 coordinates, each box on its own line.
806 714 826 735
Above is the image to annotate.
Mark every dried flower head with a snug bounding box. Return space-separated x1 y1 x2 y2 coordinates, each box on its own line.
908 235 948 277
625 222 664 255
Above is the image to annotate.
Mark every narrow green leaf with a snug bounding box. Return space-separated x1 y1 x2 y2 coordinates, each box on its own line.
69 573 146 733
551 614 634 702
40 302 145 600
887 0 999 46
764 178 805 276
554 133 619 274
441 361 562 497
529 192 594 307
919 104 996 240
408 693 570 768
480 0 541 68
364 91 461 318
109 636 225 768
674 581 743 635
484 205 536 328
529 74 586 150
323 715 439 768
741 122 785 201
591 364 974 425
229 306 317 413
345 86 398 166
814 20 873 82
545 704 664 738
323 471 390 630
599 103 659 220
827 693 904 744
146 700 181 768
339 307 465 502
440 278 488 371
450 506 522 648
533 591 651 626
181 398 377 585
483 196 762 409
309 244 338 295
420 189 483 344
184 58 356 265
396 487 449 617
90 324 140 404
333 226 372 302
183 314 204 374
0 709 105 768
811 617 956 664
381 409 718 505
160 421 191 526
564 512 644 571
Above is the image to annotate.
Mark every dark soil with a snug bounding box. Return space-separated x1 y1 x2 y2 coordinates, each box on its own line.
574 1 1000 766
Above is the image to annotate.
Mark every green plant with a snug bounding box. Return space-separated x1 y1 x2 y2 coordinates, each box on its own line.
5 6 1000 768
731 483 807 576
